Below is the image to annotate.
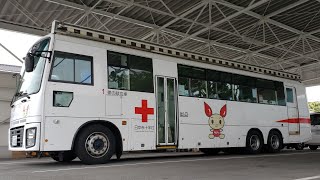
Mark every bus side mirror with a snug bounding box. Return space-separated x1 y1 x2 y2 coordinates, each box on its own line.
25 53 34 72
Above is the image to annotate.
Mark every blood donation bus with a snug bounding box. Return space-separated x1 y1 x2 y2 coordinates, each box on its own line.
9 21 311 164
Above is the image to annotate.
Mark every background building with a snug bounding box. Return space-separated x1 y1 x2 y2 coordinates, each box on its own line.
0 64 20 158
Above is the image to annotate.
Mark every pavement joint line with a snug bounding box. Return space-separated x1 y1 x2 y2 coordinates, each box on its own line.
32 151 320 173
294 175 320 180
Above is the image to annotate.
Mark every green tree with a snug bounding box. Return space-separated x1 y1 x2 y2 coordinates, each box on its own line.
309 102 320 113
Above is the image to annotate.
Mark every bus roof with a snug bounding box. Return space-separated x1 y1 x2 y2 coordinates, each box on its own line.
51 20 300 81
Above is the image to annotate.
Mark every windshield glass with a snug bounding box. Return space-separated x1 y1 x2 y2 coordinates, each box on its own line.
15 38 50 100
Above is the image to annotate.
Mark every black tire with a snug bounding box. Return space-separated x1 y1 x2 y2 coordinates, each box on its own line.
266 131 283 153
245 130 263 154
309 145 318 150
200 148 220 155
294 143 304 150
50 151 77 162
74 124 116 165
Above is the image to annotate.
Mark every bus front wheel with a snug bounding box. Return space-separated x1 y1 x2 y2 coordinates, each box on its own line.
74 124 115 165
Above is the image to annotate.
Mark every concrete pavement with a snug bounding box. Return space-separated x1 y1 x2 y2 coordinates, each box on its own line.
0 150 319 180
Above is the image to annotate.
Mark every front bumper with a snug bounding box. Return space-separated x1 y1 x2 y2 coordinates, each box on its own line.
8 122 41 151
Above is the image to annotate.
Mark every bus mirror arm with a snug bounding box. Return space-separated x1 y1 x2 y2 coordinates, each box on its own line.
25 51 53 73
31 51 53 60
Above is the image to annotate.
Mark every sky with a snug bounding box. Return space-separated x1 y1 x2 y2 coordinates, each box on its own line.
0 29 319 102
0 29 40 66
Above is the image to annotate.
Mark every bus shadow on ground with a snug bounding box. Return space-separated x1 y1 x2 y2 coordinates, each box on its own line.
24 148 309 167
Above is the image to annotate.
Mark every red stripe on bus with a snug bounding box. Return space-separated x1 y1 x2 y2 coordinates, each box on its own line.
277 118 311 124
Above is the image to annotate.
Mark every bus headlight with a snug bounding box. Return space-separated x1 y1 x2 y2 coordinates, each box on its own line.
26 128 36 148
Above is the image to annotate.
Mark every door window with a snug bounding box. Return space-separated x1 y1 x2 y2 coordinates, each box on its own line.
286 88 294 103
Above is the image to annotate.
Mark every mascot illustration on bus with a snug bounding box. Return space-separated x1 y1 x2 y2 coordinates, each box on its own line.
204 102 227 139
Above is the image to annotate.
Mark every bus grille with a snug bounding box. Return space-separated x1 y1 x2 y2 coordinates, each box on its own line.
10 126 24 147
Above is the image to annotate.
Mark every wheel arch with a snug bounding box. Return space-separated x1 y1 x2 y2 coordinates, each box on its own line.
268 128 283 140
247 128 264 144
71 120 123 158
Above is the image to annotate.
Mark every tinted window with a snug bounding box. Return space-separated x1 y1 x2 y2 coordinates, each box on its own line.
178 77 190 96
178 65 207 97
178 65 205 79
234 85 257 103
233 74 255 87
107 52 128 66
177 64 286 106
256 79 275 89
107 51 153 93
258 88 277 105
208 81 218 99
276 84 286 106
108 66 129 90
206 70 220 82
220 72 232 83
190 79 206 98
217 82 233 100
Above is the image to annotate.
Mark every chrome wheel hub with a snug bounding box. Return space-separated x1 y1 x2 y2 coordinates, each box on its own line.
270 135 280 149
250 135 260 151
85 132 109 158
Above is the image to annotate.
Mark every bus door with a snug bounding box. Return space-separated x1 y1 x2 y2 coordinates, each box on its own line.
155 76 177 147
286 86 300 135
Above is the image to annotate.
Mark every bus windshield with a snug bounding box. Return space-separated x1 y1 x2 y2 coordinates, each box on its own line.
14 38 50 101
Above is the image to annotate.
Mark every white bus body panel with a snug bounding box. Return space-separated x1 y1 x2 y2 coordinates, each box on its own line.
42 34 311 151
9 33 311 152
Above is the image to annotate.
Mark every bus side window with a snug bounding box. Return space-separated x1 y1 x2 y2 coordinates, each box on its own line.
50 51 93 85
107 51 153 93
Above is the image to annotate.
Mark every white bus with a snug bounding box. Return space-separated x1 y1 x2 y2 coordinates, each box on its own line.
9 21 311 164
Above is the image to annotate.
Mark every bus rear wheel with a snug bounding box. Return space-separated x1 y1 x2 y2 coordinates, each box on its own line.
49 151 77 162
245 130 263 154
74 124 115 165
266 131 283 153
309 145 318 150
294 143 304 150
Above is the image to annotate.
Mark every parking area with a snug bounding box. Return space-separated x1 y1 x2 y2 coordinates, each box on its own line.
0 150 319 180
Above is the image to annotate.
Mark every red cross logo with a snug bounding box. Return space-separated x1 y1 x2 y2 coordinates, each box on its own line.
135 100 154 123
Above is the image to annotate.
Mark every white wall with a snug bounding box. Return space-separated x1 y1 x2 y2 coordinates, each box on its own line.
0 72 17 158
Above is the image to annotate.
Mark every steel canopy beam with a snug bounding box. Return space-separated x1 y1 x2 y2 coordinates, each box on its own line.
141 1 207 40
212 0 320 43
45 0 285 63
0 20 46 36
0 42 23 63
170 0 270 47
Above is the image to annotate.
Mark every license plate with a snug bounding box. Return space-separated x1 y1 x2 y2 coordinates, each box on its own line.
12 135 17 146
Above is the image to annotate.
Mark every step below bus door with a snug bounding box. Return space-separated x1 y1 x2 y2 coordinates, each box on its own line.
155 76 178 147
286 86 300 135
